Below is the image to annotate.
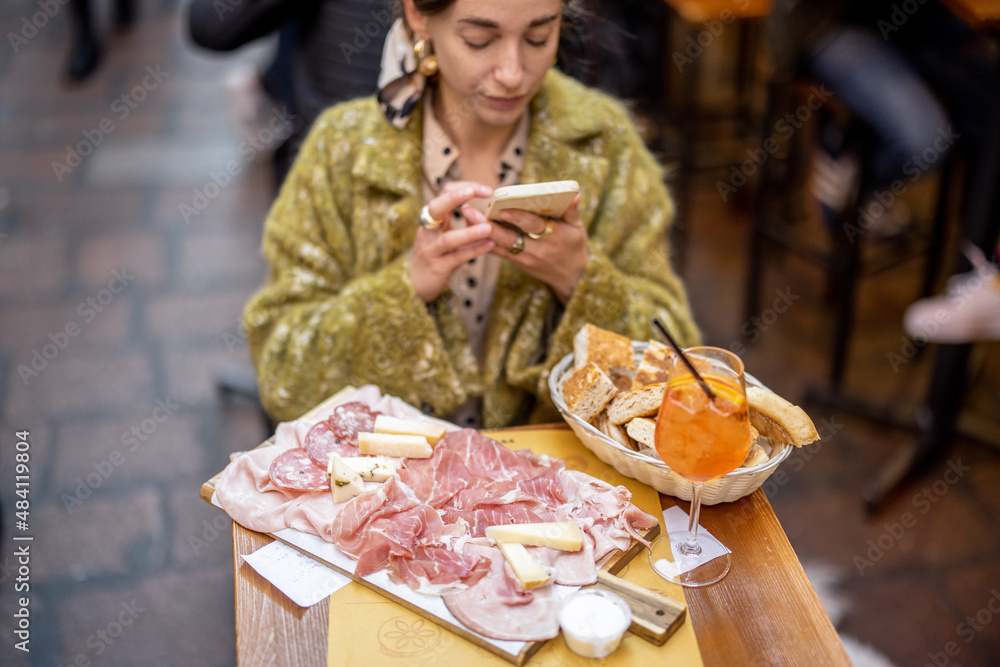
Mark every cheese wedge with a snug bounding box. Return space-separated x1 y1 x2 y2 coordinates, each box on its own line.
485 521 583 551
373 415 446 446
339 456 397 482
496 542 552 589
328 455 364 503
357 432 433 459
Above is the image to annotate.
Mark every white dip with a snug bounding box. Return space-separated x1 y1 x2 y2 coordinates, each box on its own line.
558 589 631 658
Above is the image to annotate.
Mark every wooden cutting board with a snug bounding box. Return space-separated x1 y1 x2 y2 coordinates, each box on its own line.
591 570 686 646
200 392 686 665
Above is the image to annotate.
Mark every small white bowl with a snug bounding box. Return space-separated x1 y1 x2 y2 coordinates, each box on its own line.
558 589 632 659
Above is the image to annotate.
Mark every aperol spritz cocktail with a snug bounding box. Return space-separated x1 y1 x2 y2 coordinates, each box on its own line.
649 346 751 587
655 372 750 482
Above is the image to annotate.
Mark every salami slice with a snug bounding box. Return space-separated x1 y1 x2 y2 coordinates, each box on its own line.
304 420 358 467
269 448 330 492
304 402 380 467
329 402 380 445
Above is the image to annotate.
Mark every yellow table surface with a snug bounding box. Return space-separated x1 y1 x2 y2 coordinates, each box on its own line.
325 427 703 666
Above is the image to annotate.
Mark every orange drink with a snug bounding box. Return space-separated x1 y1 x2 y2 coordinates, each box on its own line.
655 373 751 483
646 344 750 587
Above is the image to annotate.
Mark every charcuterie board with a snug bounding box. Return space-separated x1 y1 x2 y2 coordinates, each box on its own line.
201 390 684 665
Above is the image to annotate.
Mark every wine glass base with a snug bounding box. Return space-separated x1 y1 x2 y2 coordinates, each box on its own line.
648 532 732 588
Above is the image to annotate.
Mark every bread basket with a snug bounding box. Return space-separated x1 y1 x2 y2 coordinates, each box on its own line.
548 342 793 505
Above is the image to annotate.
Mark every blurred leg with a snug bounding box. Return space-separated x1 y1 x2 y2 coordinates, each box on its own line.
807 26 951 190
66 0 100 82
115 0 136 28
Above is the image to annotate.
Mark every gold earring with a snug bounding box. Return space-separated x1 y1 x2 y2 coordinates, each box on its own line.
414 38 439 77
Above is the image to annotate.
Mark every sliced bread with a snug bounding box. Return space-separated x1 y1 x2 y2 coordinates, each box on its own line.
562 361 618 423
607 383 666 425
747 386 820 447
624 416 656 449
573 324 635 375
595 411 639 451
741 441 770 468
630 340 677 389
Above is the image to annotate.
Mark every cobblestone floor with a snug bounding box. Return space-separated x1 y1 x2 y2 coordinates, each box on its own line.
0 1 998 666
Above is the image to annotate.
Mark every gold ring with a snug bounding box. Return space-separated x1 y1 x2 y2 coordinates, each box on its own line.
525 221 553 240
508 230 525 255
419 205 444 230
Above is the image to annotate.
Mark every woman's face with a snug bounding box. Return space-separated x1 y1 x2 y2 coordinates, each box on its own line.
407 0 562 128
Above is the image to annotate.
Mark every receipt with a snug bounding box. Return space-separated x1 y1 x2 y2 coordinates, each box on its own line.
242 540 352 607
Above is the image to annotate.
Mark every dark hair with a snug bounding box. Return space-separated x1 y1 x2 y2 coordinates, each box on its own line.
396 0 588 68
397 0 584 23
406 0 455 14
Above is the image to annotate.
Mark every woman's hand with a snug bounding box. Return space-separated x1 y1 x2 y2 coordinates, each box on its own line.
409 182 495 303
467 195 588 304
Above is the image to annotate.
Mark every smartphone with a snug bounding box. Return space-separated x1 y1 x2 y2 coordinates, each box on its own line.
483 180 580 222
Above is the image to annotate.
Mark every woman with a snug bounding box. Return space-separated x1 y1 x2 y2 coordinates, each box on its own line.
244 0 699 427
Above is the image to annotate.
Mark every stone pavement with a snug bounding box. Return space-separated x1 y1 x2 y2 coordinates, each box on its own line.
0 2 271 665
0 1 998 666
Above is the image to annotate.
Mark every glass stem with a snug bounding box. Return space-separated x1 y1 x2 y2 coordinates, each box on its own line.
681 482 704 556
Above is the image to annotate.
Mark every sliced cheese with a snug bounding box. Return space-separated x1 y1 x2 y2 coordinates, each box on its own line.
327 455 364 503
357 432 433 459
373 415 447 446
339 456 397 482
496 542 552 589
485 521 583 551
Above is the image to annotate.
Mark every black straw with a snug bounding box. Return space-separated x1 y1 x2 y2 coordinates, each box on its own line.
652 318 717 401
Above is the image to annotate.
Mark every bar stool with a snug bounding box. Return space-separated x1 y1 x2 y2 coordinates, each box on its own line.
744 76 954 395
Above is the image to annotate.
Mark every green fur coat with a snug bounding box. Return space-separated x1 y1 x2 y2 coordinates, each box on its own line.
244 69 700 427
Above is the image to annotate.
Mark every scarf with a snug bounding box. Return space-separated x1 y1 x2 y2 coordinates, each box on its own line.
376 18 427 130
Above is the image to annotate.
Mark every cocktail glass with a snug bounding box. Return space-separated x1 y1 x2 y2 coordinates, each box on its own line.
648 347 750 587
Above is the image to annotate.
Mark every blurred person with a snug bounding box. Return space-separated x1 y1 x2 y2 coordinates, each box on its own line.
242 0 700 427
904 239 1000 343
768 0 953 240
66 0 135 81
770 1 1000 348
188 0 391 187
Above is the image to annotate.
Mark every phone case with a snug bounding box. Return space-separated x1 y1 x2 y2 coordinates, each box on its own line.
484 180 580 221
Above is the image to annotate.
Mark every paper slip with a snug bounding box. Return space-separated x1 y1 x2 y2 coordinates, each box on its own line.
242 540 352 607
653 506 732 578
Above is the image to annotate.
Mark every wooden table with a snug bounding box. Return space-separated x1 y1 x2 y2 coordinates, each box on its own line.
228 426 849 667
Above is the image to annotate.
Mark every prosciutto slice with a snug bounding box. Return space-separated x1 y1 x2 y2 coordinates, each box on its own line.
331 476 435 572
330 476 490 592
440 505 547 538
559 469 659 560
393 545 491 594
401 429 568 535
